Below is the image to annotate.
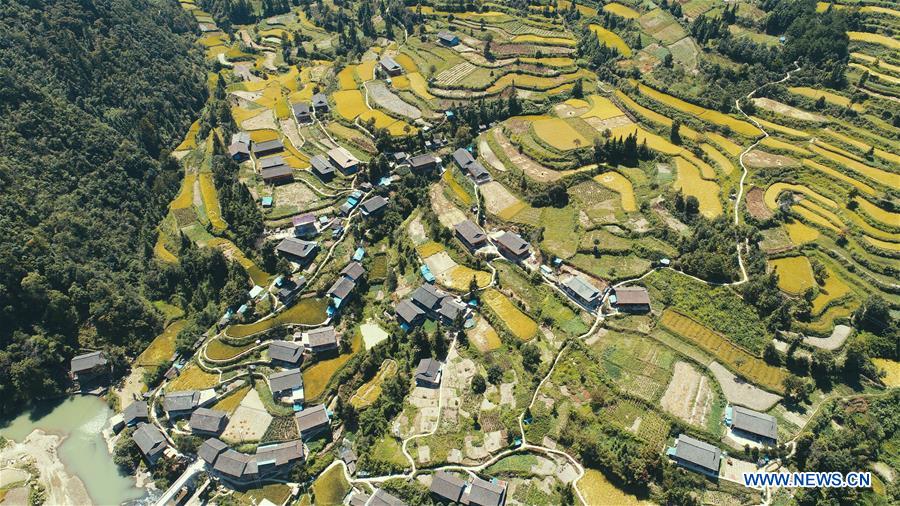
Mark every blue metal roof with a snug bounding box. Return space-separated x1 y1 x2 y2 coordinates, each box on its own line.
420 265 435 282
353 247 365 261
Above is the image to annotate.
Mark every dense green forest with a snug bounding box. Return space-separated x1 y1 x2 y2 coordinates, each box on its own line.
0 0 206 415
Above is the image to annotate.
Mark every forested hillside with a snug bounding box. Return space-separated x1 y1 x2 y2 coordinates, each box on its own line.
0 0 206 414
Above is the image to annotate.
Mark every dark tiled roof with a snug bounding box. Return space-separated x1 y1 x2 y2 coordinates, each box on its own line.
276 238 318 259
214 449 253 478
732 406 778 440
674 434 722 472
466 161 490 181
340 261 365 282
361 196 388 215
380 56 401 71
164 390 200 413
292 102 310 115
396 299 425 324
261 165 294 180
268 368 303 392
269 340 303 364
256 440 304 467
198 437 228 465
327 276 356 299
306 326 337 349
410 284 443 310
455 220 486 245
132 423 166 459
438 297 465 322
430 471 466 502
251 139 284 154
408 153 437 169
562 276 601 303
310 155 336 175
190 408 228 434
614 287 650 305
328 147 359 169
415 358 441 384
468 477 506 506
370 488 407 506
71 351 107 373
496 232 529 256
437 31 459 42
259 155 285 170
295 404 330 435
122 401 148 424
452 148 475 168
312 93 329 108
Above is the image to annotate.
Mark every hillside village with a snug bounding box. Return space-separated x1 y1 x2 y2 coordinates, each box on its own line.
1 0 898 505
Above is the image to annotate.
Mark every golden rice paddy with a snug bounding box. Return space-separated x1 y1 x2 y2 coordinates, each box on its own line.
579 95 625 120
673 157 722 218
603 2 640 19
483 289 538 341
872 359 900 388
614 90 700 140
802 159 875 196
532 118 589 150
769 256 815 295
811 268 851 315
854 197 900 228
511 34 576 47
785 221 820 244
848 31 900 50
808 144 899 190
199 173 226 231
763 182 837 210
636 83 759 137
594 172 637 212
589 25 632 57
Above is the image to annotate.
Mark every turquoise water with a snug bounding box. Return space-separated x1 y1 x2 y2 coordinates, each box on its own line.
0 395 148 506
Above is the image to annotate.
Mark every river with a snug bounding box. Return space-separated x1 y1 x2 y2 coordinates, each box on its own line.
0 395 149 506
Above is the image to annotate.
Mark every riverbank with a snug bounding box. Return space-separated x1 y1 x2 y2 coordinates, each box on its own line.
0 430 92 506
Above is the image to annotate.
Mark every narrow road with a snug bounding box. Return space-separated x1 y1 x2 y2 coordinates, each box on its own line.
153 459 205 506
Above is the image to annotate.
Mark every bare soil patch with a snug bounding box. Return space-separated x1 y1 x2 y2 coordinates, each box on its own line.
660 361 713 427
752 98 826 122
429 184 467 228
273 181 321 209
744 149 799 169
242 109 278 131
222 388 272 443
367 81 422 120
480 181 522 215
709 361 781 411
745 187 773 220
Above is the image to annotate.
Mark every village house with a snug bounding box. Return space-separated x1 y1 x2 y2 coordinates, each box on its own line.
294 404 331 440
189 408 229 436
407 284 466 324
414 358 442 388
268 340 304 366
452 148 491 184
408 153 438 173
312 93 329 113
300 326 339 354
267 369 304 403
292 213 318 238
198 437 228 468
122 401 149 427
200 437 304 487
340 445 359 476
211 448 258 484
228 132 251 161
251 139 284 158
132 423 168 465
327 147 360 175
611 286 651 313
163 390 201 419
379 56 403 76
275 276 306 305
292 102 312 124
437 31 460 46
430 471 466 503
349 488 407 506
495 232 530 262
668 434 722 477
395 299 426 328
310 154 336 181
260 164 294 185
561 275 602 309
340 261 366 283
467 477 508 506
70 351 108 382
275 237 318 264
454 219 487 251
730 406 778 445
360 195 389 216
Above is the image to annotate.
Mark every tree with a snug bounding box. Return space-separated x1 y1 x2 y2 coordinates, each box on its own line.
782 375 810 403
572 79 584 99
471 373 486 394
113 427 142 472
763 342 781 365
669 119 682 145
521 345 541 372
855 295 892 335
487 364 503 384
